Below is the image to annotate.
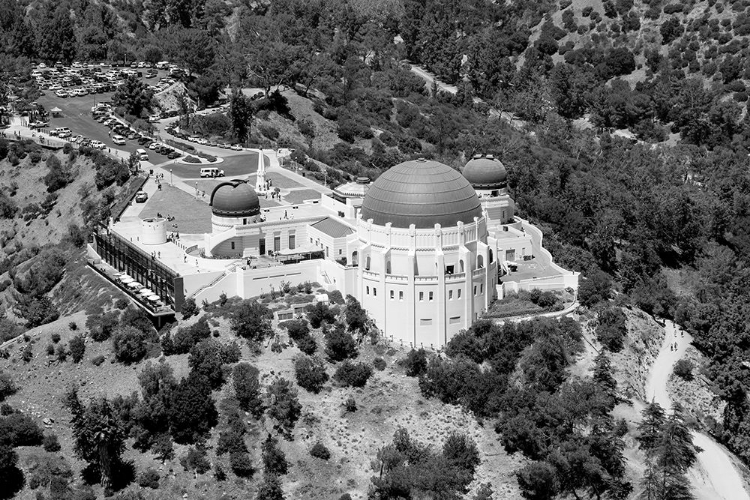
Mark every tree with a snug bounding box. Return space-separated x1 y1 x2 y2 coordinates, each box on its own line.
262 434 288 476
169 373 218 444
230 300 272 342
112 75 153 118
345 295 368 333
0 445 24 499
66 390 125 491
69 334 86 363
404 348 428 377
180 298 199 319
293 355 329 393
112 326 149 364
229 90 254 144
256 473 284 500
267 378 301 438
188 339 239 389
516 461 560 500
333 361 373 388
36 5 77 63
165 28 215 76
233 363 263 417
325 325 358 362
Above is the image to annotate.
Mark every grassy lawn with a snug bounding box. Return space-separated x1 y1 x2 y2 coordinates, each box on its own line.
140 185 212 234
267 171 303 189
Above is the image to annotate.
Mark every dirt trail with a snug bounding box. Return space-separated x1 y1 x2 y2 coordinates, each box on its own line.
645 320 749 500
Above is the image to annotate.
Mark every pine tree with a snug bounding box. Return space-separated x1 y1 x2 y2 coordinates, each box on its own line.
592 351 618 409
262 434 288 476
655 403 700 498
637 402 666 453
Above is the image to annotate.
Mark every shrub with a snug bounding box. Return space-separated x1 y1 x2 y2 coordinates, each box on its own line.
68 322 78 331
69 334 85 363
180 446 211 474
112 326 149 363
309 442 331 460
325 326 358 361
294 355 329 393
674 359 694 381
262 433 288 476
373 357 387 371
296 334 317 355
55 343 68 362
181 298 199 319
115 298 129 310
138 468 160 489
0 412 44 446
333 360 373 388
46 343 55 355
285 319 310 341
233 363 263 417
51 333 61 344
403 348 428 377
230 451 254 477
344 396 357 412
0 371 17 401
42 433 61 452
595 308 628 352
267 378 301 437
183 155 201 163
91 355 105 366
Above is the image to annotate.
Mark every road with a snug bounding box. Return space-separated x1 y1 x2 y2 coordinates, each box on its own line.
645 320 750 500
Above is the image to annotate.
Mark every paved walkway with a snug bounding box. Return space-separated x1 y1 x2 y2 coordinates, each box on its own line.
645 320 750 500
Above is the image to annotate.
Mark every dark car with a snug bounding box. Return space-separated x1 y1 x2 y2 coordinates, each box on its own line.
167 151 180 159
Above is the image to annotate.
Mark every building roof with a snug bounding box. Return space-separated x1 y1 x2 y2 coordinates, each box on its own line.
361 159 482 229
210 180 260 218
311 217 355 238
462 155 507 189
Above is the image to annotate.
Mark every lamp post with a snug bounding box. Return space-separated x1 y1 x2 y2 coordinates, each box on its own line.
170 169 173 186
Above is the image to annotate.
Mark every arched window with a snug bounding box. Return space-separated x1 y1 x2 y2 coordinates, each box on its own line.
489 249 494 263
386 260 391 274
352 251 359 266
365 255 371 270
478 255 484 269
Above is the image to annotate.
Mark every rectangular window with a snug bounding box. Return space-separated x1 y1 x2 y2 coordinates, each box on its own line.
428 291 434 301
289 234 296 249
399 291 404 301
231 241 235 250
420 318 433 326
419 292 424 301
326 247 329 257
458 289 462 299
373 288 377 296
273 235 280 252
339 249 342 255
449 290 453 300
445 265 454 275
390 290 394 300
366 286 370 295
474 285 477 296
450 316 461 324
480 284 484 294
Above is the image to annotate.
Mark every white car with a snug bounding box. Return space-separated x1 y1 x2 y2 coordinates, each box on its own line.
231 144 243 151
55 90 68 98
90 140 105 149
149 142 161 150
112 135 126 145
49 84 61 91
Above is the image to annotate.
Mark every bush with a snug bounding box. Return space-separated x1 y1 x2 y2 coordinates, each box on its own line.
233 363 263 417
112 326 149 363
595 308 628 352
115 298 129 310
674 359 694 381
42 433 61 452
325 326 358 361
373 357 387 371
46 343 55 355
296 334 317 355
55 343 67 362
69 334 85 363
51 333 61 344
91 355 105 366
183 155 201 164
333 360 373 388
230 451 254 478
403 348 428 377
181 298 199 319
309 442 331 460
138 468 160 489
294 355 329 393
180 447 211 474
344 396 357 412
0 371 17 401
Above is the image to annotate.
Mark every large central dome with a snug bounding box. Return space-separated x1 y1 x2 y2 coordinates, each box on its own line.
361 159 482 229
210 180 260 218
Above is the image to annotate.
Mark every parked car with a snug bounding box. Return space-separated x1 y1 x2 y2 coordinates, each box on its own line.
167 151 180 159
112 135 126 145
135 191 148 203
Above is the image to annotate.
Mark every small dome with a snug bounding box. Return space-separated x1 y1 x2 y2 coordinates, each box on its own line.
361 159 482 229
210 180 260 218
463 155 507 190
